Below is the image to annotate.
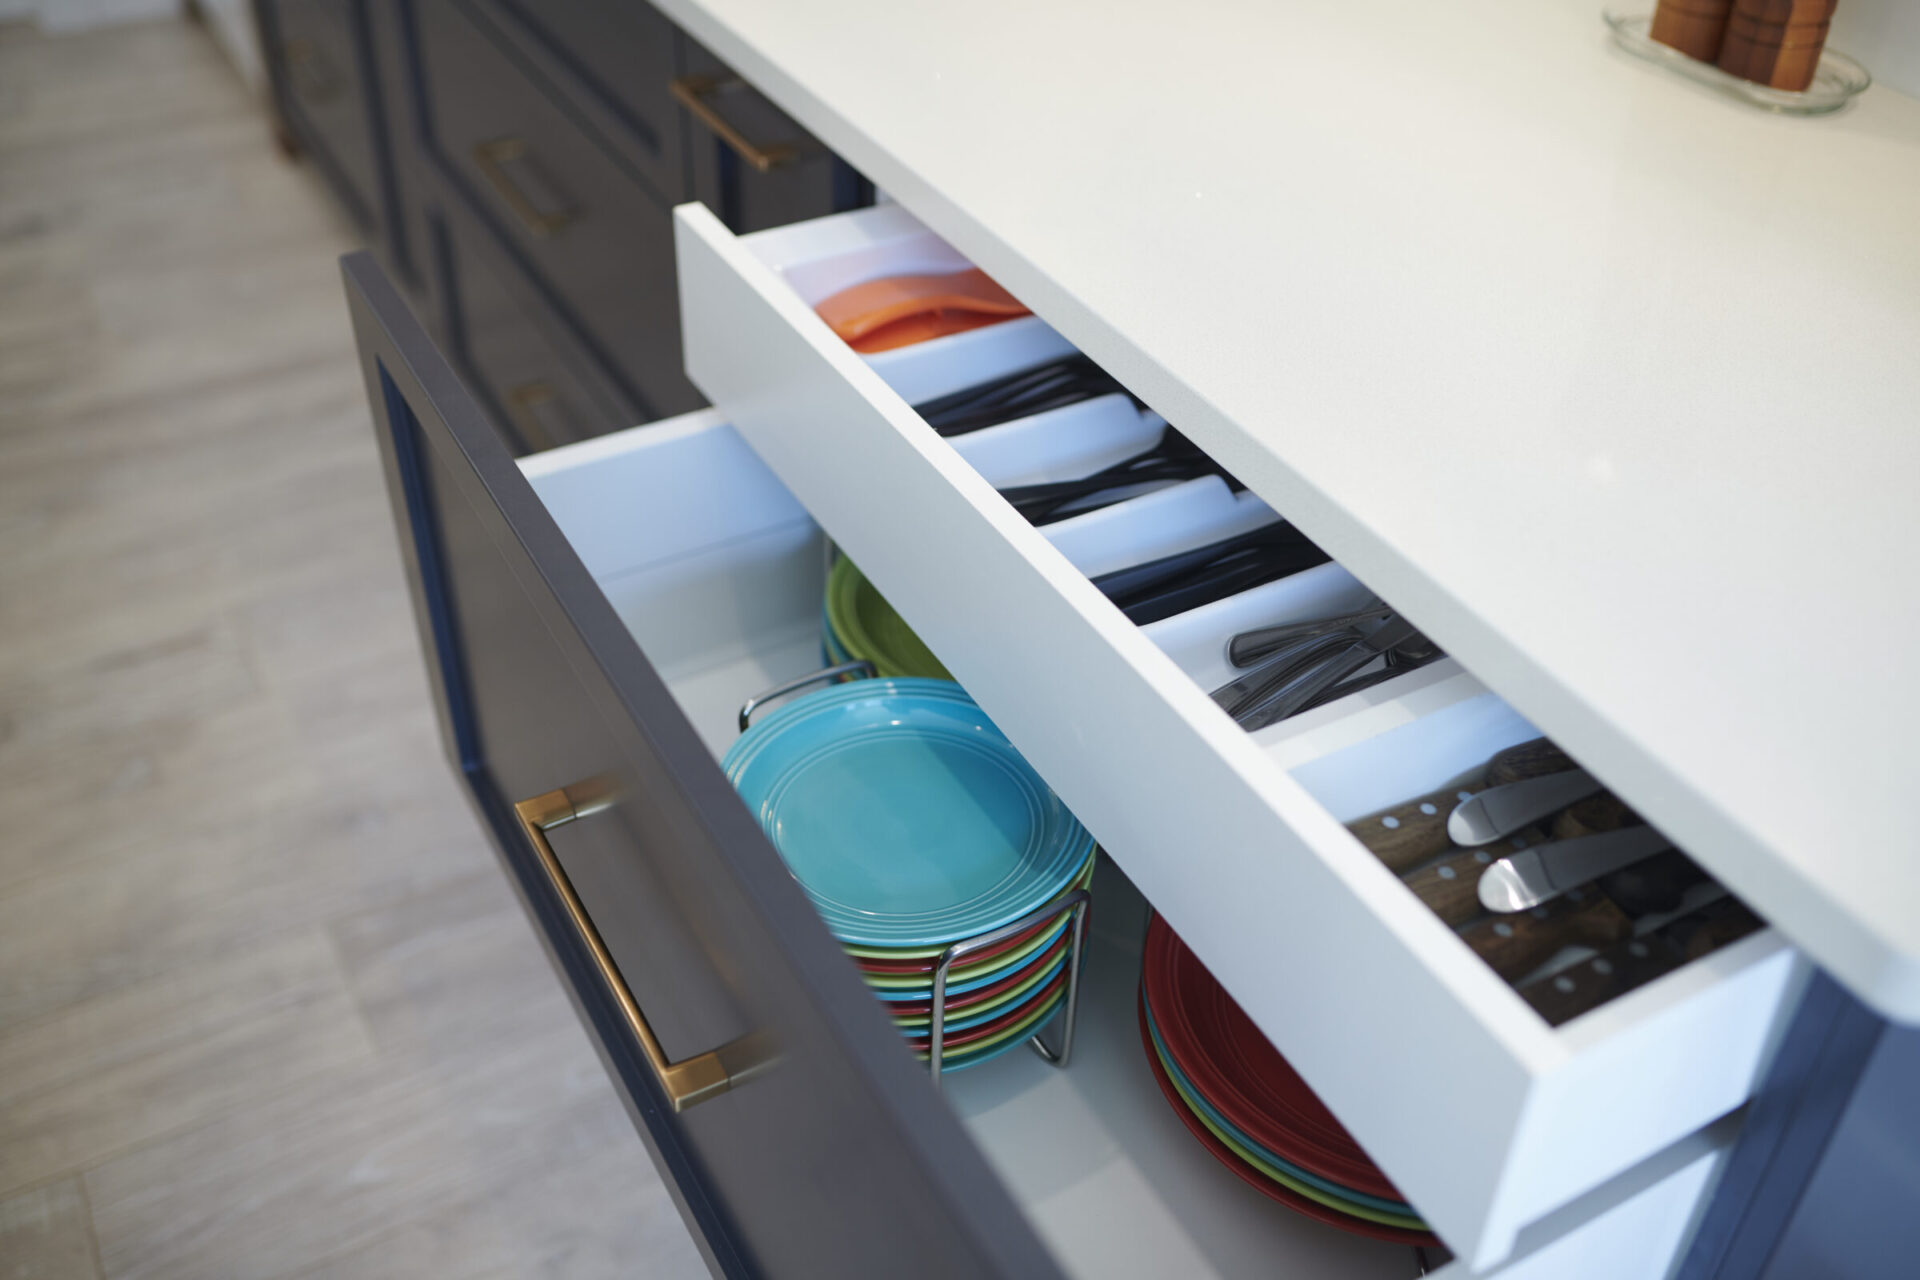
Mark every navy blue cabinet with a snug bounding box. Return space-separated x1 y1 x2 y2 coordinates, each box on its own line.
261 0 869 450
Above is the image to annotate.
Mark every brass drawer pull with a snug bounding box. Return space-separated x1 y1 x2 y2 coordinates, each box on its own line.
472 138 573 239
502 380 570 453
516 782 770 1112
669 74 802 174
283 37 341 104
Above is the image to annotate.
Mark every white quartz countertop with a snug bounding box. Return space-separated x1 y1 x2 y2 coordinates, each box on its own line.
655 0 1920 1020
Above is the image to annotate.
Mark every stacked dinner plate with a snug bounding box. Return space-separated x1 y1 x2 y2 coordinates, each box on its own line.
822 557 952 680
723 675 1095 1071
1140 916 1439 1246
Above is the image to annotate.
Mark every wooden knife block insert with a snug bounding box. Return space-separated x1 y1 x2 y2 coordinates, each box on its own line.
1346 738 1762 1026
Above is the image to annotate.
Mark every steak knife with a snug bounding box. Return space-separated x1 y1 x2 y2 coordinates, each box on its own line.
1447 769 1602 846
1478 826 1675 913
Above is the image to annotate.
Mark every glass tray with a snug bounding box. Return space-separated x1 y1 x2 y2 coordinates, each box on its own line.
1604 10 1871 116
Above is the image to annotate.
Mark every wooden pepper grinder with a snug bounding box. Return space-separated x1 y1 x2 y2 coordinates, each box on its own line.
1649 0 1735 62
1718 0 1839 92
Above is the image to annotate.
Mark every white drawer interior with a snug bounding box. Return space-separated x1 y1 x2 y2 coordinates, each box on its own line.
669 199 1810 1269
522 412 1760 1279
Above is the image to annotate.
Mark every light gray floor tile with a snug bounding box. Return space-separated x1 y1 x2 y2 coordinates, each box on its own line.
0 16 702 1277
0 1179 102 1280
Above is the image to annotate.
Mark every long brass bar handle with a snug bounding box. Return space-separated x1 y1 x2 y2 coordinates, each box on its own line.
669 75 801 174
472 138 573 239
516 783 766 1112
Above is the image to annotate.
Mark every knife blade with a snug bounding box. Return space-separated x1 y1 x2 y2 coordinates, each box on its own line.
1401 828 1547 926
1448 769 1602 846
1478 826 1675 913
1344 738 1583 874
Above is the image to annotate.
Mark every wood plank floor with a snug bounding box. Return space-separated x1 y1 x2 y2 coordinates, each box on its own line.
0 18 704 1278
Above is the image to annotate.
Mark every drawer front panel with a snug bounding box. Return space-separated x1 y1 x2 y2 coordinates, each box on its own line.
461 0 685 203
342 253 1059 1279
264 0 382 228
438 190 635 453
675 201 1804 1269
415 0 703 421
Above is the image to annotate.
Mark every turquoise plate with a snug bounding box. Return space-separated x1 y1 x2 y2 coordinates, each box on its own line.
723 679 1094 948
821 600 851 665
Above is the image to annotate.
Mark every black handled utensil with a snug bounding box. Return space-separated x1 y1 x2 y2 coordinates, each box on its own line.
1236 616 1425 731
1089 522 1330 625
1227 600 1392 667
914 355 1137 437
999 430 1233 524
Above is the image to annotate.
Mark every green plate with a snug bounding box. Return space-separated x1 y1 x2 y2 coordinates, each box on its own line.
914 984 1067 1066
889 946 1070 1029
1148 1022 1429 1230
826 557 952 680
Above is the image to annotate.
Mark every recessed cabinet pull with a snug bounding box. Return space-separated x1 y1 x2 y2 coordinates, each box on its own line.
472 138 574 239
515 782 772 1112
669 74 802 174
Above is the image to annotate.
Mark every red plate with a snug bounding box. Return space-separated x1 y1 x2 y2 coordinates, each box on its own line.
901 970 1069 1051
1138 990 1438 1247
882 931 1072 1017
855 912 1056 975
1142 915 1404 1202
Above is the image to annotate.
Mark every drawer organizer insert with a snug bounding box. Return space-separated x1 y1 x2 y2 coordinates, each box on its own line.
533 201 1813 1270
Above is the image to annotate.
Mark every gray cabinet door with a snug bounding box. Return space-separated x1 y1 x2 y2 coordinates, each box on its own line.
342 251 1060 1280
260 0 386 231
412 0 704 421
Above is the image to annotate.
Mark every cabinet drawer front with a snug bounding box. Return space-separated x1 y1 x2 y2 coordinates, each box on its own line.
342 253 1059 1280
454 0 685 204
675 200 1807 1269
415 0 702 421
438 189 635 452
264 0 381 228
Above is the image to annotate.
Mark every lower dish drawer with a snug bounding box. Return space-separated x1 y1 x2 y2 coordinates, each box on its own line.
674 200 1809 1268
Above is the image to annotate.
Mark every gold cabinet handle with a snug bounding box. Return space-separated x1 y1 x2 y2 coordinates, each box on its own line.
283 37 341 104
516 783 768 1112
472 138 573 239
502 380 568 453
669 75 801 174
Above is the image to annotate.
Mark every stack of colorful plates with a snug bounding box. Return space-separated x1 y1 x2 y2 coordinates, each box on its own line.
723 676 1095 1071
822 557 952 680
1140 916 1438 1246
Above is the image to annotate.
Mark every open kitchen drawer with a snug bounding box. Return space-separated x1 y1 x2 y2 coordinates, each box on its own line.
670 201 1813 1269
346 245 1762 1279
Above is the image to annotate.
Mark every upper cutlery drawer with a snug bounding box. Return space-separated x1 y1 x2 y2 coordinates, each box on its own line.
675 201 1808 1269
